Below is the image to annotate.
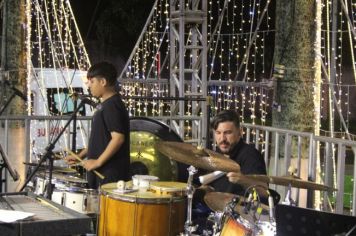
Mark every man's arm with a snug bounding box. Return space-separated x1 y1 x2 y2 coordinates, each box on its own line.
83 131 125 171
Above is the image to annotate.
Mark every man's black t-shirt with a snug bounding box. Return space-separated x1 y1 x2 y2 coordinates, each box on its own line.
210 138 266 196
87 94 130 188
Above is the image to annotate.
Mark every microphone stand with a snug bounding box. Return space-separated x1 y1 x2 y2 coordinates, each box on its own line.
71 94 78 152
19 100 87 199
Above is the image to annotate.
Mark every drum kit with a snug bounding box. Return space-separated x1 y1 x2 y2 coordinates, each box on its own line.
153 141 336 236
25 141 335 236
25 161 99 215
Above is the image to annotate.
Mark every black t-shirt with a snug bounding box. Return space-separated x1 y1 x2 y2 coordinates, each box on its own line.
87 94 130 186
210 138 266 196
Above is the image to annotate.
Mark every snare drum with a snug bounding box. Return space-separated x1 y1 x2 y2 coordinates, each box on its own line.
98 182 186 236
33 172 88 196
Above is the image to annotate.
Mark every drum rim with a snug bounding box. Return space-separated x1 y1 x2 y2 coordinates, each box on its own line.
101 191 186 204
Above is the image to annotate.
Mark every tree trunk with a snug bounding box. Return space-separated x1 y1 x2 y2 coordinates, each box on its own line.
272 0 319 207
272 0 316 133
2 0 27 120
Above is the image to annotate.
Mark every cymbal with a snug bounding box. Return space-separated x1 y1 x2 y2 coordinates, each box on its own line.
204 192 269 222
23 162 77 174
244 175 335 191
155 141 240 172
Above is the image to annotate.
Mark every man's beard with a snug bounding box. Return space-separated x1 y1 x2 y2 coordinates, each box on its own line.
218 141 231 154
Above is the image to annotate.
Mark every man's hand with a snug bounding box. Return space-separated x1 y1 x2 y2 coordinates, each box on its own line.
226 172 243 183
82 159 102 171
64 155 79 165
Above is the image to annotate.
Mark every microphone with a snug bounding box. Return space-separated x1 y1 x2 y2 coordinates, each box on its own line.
80 97 98 107
267 190 275 222
199 171 225 185
70 92 97 107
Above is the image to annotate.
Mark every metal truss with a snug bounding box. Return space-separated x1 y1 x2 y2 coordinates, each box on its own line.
169 0 208 145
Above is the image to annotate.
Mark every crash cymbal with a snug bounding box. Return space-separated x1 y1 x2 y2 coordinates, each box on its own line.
204 192 269 223
23 162 77 174
155 141 240 172
244 175 335 191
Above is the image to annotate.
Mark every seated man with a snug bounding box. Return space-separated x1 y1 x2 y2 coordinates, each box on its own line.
209 109 274 199
194 110 279 217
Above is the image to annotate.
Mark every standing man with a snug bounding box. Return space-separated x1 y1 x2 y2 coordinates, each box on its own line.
209 109 267 195
66 62 130 189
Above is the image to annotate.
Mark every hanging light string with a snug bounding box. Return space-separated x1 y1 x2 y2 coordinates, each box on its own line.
119 0 274 130
28 0 91 153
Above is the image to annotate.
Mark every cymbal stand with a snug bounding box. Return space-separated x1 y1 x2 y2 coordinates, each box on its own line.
182 165 198 236
282 184 296 206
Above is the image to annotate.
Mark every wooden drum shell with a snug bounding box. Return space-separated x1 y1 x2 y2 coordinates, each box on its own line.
98 183 186 236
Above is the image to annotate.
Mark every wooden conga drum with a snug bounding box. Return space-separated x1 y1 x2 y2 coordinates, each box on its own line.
98 182 186 236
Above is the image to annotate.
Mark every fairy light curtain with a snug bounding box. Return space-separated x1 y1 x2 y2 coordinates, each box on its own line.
26 0 91 155
120 0 274 128
320 0 356 139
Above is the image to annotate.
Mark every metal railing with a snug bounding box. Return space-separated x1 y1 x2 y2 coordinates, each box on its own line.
1 116 355 215
243 123 356 215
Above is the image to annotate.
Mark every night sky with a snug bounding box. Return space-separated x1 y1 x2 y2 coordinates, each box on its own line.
69 0 154 67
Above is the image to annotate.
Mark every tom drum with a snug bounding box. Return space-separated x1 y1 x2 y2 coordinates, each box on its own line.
220 216 253 236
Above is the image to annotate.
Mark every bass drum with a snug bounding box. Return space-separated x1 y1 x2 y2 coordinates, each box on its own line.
130 117 188 182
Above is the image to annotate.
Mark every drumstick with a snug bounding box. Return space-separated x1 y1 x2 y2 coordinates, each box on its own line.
199 171 226 185
66 149 105 180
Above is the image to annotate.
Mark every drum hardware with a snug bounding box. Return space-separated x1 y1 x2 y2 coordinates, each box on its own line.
181 165 199 236
206 211 224 235
281 184 296 206
267 190 276 223
224 196 240 220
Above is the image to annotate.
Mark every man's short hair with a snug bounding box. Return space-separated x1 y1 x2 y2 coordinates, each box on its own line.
87 61 118 86
211 110 240 130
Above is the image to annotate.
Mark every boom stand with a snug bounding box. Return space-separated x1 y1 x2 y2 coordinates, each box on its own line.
182 165 198 236
19 100 87 199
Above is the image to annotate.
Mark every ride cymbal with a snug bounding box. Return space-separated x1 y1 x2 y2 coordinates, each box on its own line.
244 175 335 191
155 141 240 172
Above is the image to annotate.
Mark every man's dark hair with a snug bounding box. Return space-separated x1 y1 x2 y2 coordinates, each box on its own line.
87 61 118 86
211 110 240 130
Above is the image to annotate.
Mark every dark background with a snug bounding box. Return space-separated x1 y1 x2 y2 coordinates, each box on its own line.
69 0 154 70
